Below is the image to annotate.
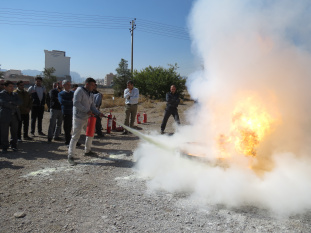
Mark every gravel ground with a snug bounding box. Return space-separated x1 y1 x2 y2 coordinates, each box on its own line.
1 101 311 233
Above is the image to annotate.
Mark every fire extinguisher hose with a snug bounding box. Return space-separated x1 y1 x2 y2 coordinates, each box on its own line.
100 115 174 151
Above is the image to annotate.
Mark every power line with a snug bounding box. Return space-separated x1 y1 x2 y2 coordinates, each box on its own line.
0 8 190 40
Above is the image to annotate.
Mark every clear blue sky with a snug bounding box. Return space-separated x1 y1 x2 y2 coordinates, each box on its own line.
0 0 197 80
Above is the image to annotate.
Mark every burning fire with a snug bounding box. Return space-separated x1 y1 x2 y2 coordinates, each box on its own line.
218 95 274 158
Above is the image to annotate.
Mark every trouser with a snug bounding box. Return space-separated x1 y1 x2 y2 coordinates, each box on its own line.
18 113 30 139
31 106 44 134
160 107 180 131
63 114 73 145
68 117 93 159
95 115 103 135
1 114 19 150
48 109 63 139
124 104 138 128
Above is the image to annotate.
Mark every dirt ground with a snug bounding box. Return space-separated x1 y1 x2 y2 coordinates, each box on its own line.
1 100 311 233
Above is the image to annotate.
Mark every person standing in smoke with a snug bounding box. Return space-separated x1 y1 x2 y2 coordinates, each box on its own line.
160 85 180 134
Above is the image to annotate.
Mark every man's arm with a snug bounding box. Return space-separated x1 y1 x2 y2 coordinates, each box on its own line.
58 92 73 106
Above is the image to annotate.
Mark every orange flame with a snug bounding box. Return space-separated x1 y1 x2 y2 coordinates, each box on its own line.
218 96 274 158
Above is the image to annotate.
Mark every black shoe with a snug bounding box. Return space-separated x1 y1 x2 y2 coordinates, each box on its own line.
30 132 35 137
12 147 18 152
54 137 63 141
24 136 33 140
76 142 81 147
68 157 77 166
161 130 165 135
47 138 52 143
84 151 98 157
17 139 22 142
38 132 46 136
96 134 105 138
122 131 128 135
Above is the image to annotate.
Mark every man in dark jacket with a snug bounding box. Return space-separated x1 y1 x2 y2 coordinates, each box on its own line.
0 81 22 153
14 80 32 141
58 80 74 146
93 84 104 137
28 77 46 136
47 81 63 142
160 85 181 134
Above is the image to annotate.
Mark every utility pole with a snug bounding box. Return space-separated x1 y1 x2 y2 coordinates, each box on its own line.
129 18 136 74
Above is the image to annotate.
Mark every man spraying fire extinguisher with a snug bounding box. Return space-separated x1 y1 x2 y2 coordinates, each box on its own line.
67 78 105 166
160 85 180 134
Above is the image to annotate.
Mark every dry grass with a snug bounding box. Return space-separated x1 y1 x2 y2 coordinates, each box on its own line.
102 97 124 108
141 99 154 108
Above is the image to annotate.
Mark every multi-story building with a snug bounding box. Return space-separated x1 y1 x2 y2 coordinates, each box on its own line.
44 50 71 82
104 73 115 86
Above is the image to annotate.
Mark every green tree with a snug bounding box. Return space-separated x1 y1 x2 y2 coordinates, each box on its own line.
133 63 186 100
113 58 132 96
42 67 57 92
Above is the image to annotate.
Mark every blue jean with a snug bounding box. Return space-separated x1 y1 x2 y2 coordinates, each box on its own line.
48 109 63 139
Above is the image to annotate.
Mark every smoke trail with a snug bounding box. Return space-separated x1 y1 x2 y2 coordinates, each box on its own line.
134 0 311 216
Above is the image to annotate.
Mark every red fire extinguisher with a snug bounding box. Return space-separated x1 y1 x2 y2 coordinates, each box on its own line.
137 112 141 124
112 115 116 130
107 113 112 134
143 112 147 123
86 115 97 137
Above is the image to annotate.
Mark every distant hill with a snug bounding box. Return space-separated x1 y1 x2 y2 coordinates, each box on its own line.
22 69 42 76
70 71 85 84
20 69 85 83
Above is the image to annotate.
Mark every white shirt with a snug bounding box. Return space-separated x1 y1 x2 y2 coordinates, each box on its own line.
124 87 139 105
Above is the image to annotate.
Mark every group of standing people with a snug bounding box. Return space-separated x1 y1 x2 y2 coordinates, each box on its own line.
0 77 181 166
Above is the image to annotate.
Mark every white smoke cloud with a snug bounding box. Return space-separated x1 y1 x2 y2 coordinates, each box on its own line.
134 0 311 216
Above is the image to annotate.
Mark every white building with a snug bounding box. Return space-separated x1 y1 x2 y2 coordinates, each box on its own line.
104 73 115 86
44 50 71 81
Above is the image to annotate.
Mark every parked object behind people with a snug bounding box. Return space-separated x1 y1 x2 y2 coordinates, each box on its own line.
14 80 32 141
28 76 46 136
67 77 104 166
160 85 180 134
123 80 139 135
0 81 22 153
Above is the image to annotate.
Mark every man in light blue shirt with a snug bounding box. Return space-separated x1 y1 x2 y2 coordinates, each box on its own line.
123 80 139 135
